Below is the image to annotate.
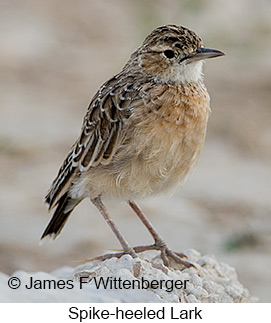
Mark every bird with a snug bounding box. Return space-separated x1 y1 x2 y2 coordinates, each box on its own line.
41 24 224 268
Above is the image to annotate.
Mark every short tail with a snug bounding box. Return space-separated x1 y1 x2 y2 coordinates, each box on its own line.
40 192 79 242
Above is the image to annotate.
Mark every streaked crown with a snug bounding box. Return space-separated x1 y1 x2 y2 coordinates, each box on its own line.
141 25 203 56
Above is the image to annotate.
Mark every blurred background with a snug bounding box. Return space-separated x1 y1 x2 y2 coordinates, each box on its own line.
0 0 270 301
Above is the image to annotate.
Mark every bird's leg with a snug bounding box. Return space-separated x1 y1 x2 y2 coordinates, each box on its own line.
128 200 193 268
85 197 193 268
128 200 167 248
91 196 137 259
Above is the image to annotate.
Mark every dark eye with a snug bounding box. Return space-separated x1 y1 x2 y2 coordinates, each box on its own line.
163 50 175 59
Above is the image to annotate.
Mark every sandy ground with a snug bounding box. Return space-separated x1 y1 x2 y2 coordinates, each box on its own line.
0 0 270 301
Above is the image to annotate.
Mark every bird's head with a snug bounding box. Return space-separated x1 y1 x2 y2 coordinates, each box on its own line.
128 25 224 84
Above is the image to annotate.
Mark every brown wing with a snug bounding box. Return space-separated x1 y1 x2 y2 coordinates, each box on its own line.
45 74 141 209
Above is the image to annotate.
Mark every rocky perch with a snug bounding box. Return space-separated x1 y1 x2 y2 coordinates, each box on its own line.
1 249 254 302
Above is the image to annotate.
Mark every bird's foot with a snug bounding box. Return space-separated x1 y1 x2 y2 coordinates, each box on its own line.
80 248 137 263
132 243 195 269
81 242 195 269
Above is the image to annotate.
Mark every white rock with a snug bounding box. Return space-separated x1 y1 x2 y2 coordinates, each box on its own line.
1 249 254 302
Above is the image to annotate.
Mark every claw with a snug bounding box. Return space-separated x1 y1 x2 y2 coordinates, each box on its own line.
165 248 196 269
77 249 138 263
175 251 188 259
72 249 126 262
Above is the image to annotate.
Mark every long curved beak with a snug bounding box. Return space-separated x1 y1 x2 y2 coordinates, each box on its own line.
189 47 225 63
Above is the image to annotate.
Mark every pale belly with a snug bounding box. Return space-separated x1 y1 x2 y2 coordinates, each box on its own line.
114 116 207 198
76 112 208 201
